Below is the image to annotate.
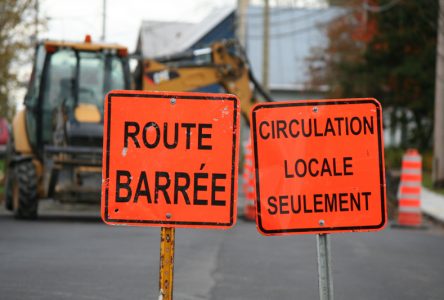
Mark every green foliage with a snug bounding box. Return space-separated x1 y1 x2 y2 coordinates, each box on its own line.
308 0 439 150
366 0 438 150
384 147 404 170
0 0 40 120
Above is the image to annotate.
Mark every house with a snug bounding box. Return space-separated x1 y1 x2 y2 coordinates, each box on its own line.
135 5 344 100
135 6 235 58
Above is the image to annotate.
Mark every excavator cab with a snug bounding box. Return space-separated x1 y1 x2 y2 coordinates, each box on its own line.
5 37 131 218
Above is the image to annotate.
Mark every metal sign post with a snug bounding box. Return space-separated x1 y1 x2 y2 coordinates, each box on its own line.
317 234 334 300
159 227 175 300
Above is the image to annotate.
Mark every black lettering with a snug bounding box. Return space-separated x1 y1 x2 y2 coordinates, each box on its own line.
350 193 360 211
134 171 151 203
301 119 312 137
362 192 371 210
211 173 226 206
124 122 140 148
193 173 208 205
295 159 307 177
198 124 212 150
288 119 299 138
143 122 160 148
182 123 196 149
276 120 288 138
284 160 294 178
174 172 190 204
303 195 313 213
268 196 277 215
321 158 332 176
339 193 348 211
334 117 344 136
279 195 289 214
313 194 323 212
155 171 171 204
350 117 362 135
290 195 301 213
271 120 276 139
343 157 353 175
259 121 270 140
116 170 132 202
324 118 336 136
325 193 337 212
164 123 178 149
363 116 374 135
314 119 323 136
332 158 342 176
308 158 319 177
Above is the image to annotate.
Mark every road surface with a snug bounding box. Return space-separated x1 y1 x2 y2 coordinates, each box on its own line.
0 204 443 300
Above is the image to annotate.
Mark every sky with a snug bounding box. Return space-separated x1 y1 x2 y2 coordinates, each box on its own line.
13 0 325 108
40 0 236 52
39 0 326 52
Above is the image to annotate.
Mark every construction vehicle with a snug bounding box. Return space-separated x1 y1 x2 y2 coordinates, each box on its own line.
4 36 131 218
5 37 269 219
134 39 273 121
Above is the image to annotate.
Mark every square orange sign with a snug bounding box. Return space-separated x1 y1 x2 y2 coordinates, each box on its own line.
251 98 386 235
102 90 240 229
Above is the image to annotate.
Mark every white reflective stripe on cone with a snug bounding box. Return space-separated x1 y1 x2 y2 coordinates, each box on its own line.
401 168 422 175
399 181 422 187
398 193 420 200
398 206 421 213
402 155 422 162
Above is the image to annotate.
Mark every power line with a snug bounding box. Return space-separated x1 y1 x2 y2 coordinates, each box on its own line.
248 8 334 26
248 9 340 39
248 21 327 39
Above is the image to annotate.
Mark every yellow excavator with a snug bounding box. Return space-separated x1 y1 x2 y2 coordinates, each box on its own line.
134 39 273 122
4 36 131 218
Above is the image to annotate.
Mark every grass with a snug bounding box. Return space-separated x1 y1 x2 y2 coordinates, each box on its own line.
422 171 444 195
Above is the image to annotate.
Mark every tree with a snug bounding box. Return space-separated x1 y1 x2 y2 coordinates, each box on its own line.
0 0 39 120
308 0 438 150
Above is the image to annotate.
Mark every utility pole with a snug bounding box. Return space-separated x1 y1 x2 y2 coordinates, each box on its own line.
433 0 444 187
236 0 249 47
101 0 107 42
34 0 39 42
262 0 270 92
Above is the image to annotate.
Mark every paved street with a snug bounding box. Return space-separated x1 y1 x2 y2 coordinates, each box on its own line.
0 204 444 300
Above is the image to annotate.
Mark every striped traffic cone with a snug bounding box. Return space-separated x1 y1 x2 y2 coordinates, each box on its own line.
242 139 256 221
396 149 423 227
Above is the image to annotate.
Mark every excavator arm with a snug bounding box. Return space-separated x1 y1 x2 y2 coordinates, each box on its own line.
138 40 272 122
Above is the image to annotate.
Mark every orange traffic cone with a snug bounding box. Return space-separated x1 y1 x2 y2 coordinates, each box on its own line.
242 139 256 221
396 149 423 227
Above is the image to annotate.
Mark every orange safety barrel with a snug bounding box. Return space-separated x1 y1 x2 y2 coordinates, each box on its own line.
243 139 256 221
397 149 422 227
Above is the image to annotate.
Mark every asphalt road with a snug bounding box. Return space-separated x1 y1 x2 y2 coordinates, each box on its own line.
0 204 444 300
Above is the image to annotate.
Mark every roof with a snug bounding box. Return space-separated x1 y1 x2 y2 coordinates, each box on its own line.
137 6 234 58
136 21 194 58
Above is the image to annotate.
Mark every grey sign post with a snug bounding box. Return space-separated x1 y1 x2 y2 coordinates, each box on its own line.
317 233 334 300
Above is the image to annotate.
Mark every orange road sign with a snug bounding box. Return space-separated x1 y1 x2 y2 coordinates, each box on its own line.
251 98 387 235
101 90 240 229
